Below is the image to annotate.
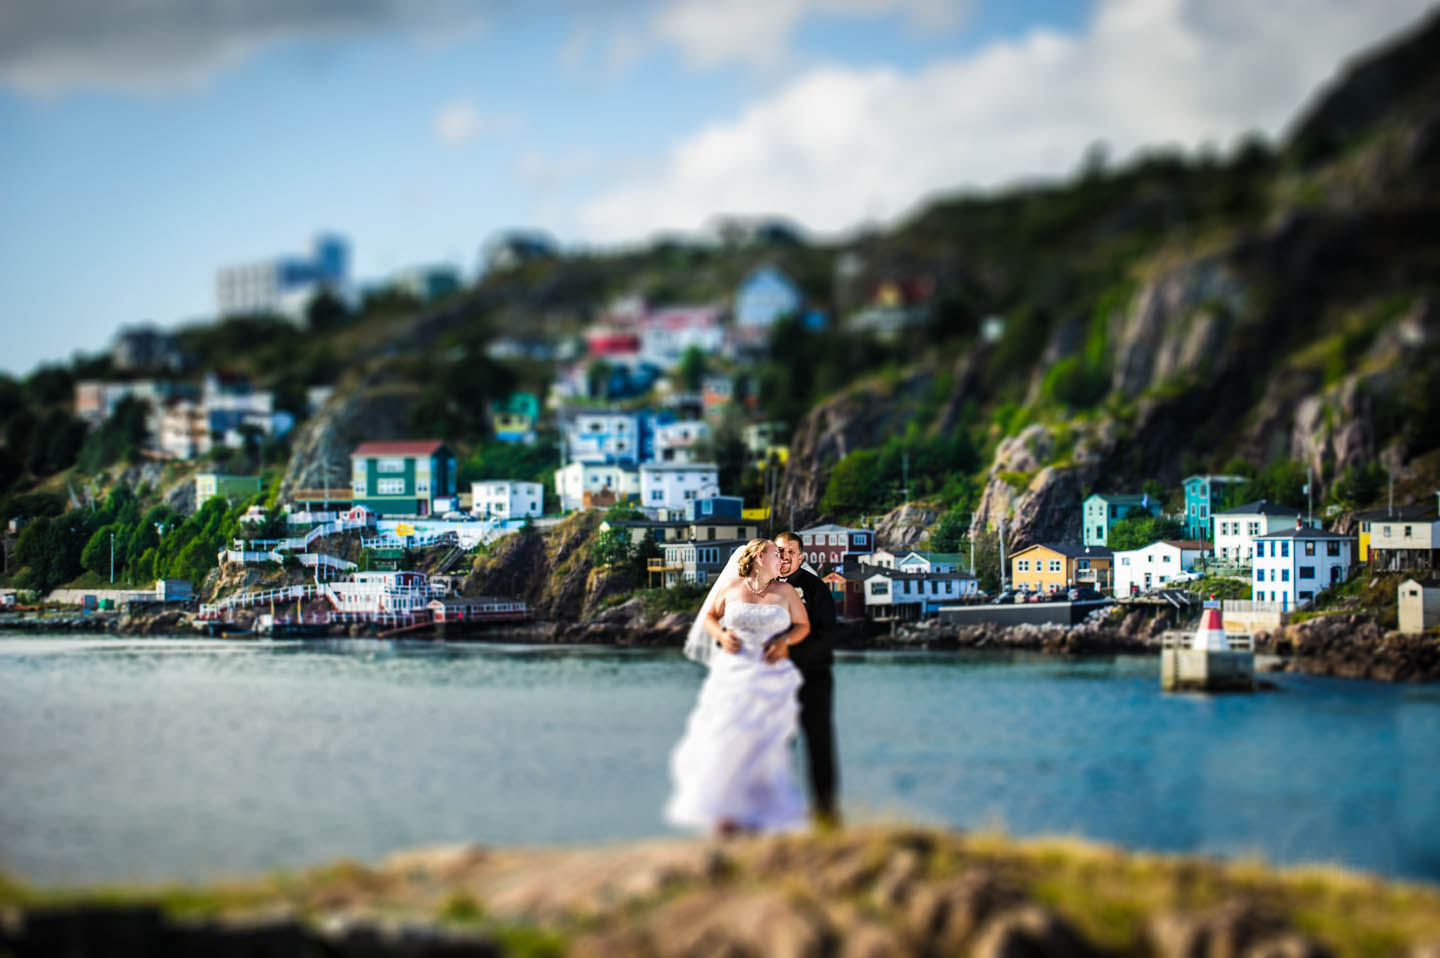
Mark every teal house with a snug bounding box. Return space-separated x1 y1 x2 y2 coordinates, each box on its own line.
349 439 457 516
1182 474 1247 540
1083 493 1161 547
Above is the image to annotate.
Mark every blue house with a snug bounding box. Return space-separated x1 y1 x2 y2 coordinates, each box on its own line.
1182 474 1248 540
1082 493 1162 547
734 265 801 328
687 495 744 522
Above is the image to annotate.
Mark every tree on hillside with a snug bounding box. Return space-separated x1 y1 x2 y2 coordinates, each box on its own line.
1108 515 1185 552
677 345 708 392
306 289 350 333
928 507 972 552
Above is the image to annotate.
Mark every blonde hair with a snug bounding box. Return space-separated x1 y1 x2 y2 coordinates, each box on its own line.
734 538 772 578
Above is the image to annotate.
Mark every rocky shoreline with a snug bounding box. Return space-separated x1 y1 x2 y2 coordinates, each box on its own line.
3 825 1438 957
3 604 1436 682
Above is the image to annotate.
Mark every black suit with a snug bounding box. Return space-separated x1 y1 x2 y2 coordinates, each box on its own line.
780 565 839 820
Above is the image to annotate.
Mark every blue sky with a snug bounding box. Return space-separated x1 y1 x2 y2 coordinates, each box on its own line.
0 0 1432 377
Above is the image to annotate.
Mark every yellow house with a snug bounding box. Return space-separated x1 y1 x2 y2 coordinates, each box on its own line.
1010 543 1114 593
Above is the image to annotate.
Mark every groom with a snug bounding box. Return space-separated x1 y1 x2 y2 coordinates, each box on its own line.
770 531 840 827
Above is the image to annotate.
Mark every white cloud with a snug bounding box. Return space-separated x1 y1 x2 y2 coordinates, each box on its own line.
579 0 1434 241
651 0 965 70
432 100 520 145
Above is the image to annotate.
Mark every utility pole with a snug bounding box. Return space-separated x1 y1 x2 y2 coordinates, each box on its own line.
901 452 909 504
109 532 115 583
999 515 1007 590
1306 466 1313 526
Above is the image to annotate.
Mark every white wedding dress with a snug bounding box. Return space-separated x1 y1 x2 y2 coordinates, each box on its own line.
665 602 808 832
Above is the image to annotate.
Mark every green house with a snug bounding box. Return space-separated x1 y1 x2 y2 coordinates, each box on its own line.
1082 493 1161 547
349 439 457 516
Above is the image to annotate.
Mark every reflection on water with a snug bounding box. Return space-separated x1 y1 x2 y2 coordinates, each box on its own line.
0 635 1436 886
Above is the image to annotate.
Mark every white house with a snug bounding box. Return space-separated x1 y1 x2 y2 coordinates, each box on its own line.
858 549 902 569
640 462 720 512
555 461 640 512
654 420 709 463
1251 526 1353 609
565 410 643 464
1366 503 1440 572
639 306 725 369
862 569 979 619
1213 500 1311 562
1113 540 1212 596
471 480 543 520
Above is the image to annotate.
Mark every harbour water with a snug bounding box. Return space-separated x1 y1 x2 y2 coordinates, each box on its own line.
1 635 1437 886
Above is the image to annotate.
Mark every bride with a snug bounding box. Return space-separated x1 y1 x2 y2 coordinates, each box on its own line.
665 538 811 835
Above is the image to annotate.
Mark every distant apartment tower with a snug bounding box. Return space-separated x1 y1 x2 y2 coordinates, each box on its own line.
215 234 350 321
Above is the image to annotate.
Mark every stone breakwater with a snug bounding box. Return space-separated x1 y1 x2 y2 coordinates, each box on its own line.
4 827 1439 957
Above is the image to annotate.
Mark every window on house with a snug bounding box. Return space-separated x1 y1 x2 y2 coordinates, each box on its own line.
1383 526 1392 537
1281 569 1290 581
1299 590 1313 602
1256 569 1265 582
871 581 889 596
650 491 662 501
1302 540 1315 556
378 458 405 473
1078 559 1089 570
1281 542 1290 558
1404 525 1413 537
377 478 405 494
1327 541 1340 556
1049 559 1061 572
1299 566 1315 579
1017 559 1030 572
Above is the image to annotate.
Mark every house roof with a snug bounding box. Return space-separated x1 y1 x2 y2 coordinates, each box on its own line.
1214 499 1303 517
1355 503 1439 521
1085 493 1150 505
1013 542 1114 559
801 523 872 534
905 551 965 563
863 569 976 581
1253 527 1352 539
352 440 447 458
641 462 719 472
1400 578 1440 589
1183 474 1247 484
1160 540 1213 551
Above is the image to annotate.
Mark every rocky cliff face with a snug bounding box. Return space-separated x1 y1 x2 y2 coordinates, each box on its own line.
775 367 937 529
462 511 601 621
279 372 424 501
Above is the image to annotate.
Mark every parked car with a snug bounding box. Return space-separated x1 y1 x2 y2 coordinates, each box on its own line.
1067 586 1102 602
991 589 1016 605
1164 571 1202 585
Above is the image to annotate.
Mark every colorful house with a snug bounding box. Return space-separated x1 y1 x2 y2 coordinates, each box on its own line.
1364 502 1440 572
1082 493 1161 547
349 440 457 517
734 265 802 328
796 524 875 569
488 392 539 445
1182 474 1248 540
1009 543 1114 593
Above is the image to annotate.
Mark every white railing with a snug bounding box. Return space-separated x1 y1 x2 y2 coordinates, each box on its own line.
199 583 320 617
297 553 356 572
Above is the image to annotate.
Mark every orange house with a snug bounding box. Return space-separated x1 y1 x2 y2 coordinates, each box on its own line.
1009 543 1114 593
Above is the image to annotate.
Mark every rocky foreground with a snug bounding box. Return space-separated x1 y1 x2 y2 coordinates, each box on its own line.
4 826 1439 957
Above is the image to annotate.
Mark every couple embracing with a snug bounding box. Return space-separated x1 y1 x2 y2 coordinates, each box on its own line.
665 532 839 836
